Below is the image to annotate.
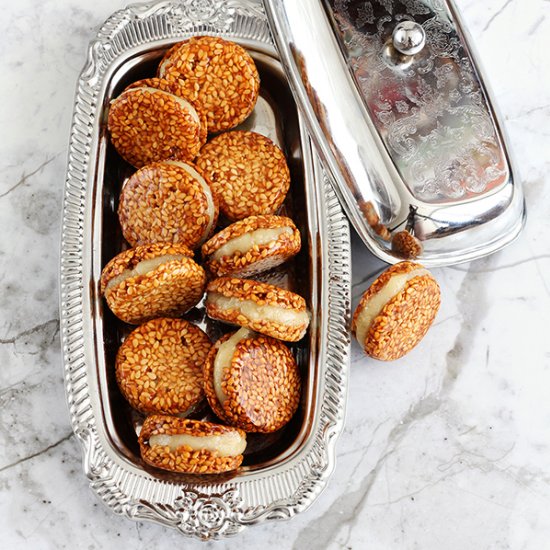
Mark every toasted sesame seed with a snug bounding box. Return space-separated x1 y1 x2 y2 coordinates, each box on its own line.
118 161 218 249
204 331 301 433
201 215 301 277
100 243 206 325
116 318 211 415
139 415 245 474
196 131 290 221
351 262 441 361
108 86 204 168
205 277 309 342
159 36 260 133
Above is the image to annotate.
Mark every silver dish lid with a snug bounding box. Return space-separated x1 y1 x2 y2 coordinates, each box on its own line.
262 0 526 266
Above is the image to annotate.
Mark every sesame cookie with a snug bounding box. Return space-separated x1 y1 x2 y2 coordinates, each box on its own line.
107 82 205 168
196 131 291 221
118 160 218 249
203 328 301 433
100 242 206 324
158 36 260 132
124 78 208 147
206 278 310 342
201 215 301 277
116 318 211 415
352 262 441 361
139 415 246 474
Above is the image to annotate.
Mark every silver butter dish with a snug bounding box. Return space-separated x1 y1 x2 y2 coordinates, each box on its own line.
60 0 351 540
263 0 526 266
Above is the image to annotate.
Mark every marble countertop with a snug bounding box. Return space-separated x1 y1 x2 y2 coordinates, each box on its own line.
1 0 548 548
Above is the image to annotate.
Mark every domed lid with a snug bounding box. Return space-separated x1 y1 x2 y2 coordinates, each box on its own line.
262 0 525 266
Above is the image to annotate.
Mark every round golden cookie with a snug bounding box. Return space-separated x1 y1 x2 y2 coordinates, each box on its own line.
115 318 212 415
351 261 441 361
100 242 206 325
139 415 246 474
203 328 301 433
195 131 290 221
158 36 260 132
116 318 211 415
201 215 301 278
124 78 208 148
118 160 218 249
107 84 204 168
206 277 310 342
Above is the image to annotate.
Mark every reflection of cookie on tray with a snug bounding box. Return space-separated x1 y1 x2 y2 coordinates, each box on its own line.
116 318 211 415
158 36 260 132
203 328 301 433
108 79 205 168
118 160 218 249
196 131 290 221
352 261 441 361
206 277 310 342
100 242 206 324
201 215 301 277
139 415 246 474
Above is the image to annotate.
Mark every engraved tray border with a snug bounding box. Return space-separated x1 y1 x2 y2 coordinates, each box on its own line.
60 0 351 540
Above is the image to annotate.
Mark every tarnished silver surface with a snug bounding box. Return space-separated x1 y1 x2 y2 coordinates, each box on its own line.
263 0 526 266
60 0 351 540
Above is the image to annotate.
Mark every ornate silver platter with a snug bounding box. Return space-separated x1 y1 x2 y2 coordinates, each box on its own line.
60 0 351 540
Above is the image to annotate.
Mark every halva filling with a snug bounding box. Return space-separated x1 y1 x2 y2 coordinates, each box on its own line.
213 327 253 406
355 268 429 346
105 254 186 292
211 227 292 261
149 431 246 457
208 293 308 327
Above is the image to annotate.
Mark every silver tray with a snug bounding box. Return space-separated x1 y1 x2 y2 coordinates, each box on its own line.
60 0 351 540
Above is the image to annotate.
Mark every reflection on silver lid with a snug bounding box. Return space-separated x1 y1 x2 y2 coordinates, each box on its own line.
328 0 507 204
263 0 525 266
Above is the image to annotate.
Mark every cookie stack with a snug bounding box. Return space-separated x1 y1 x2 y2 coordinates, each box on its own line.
102 36 308 475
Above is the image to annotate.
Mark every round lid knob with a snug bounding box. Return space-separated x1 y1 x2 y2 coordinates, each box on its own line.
392 21 426 56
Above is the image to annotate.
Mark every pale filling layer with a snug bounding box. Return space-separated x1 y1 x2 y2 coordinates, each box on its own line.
211 227 292 261
105 254 186 292
355 268 429 346
158 57 170 78
125 86 200 125
213 328 253 406
149 431 246 457
209 293 308 328
163 160 216 243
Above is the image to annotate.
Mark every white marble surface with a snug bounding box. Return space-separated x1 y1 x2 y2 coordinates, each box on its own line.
0 0 548 548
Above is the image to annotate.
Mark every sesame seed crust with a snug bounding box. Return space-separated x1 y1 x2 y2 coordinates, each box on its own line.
118 161 219 248
206 277 308 342
100 242 193 294
139 415 245 474
124 78 208 146
107 87 203 168
100 244 206 325
158 36 260 132
352 262 441 361
116 318 211 415
201 215 301 277
203 331 301 433
196 131 291 221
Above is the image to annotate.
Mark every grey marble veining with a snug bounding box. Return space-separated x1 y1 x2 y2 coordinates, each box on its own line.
1 0 549 548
